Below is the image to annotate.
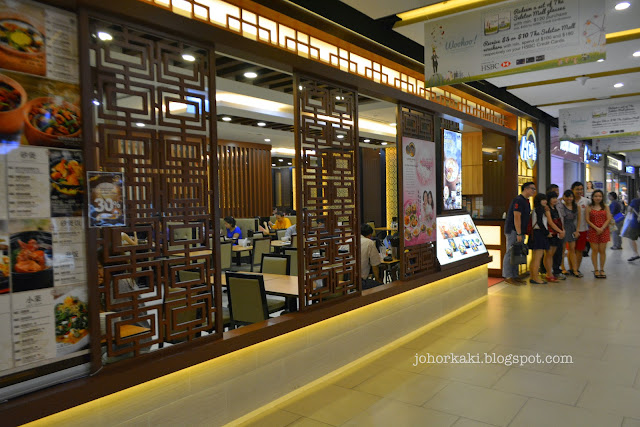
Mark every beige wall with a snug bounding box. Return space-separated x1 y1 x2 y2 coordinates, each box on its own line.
26 265 488 427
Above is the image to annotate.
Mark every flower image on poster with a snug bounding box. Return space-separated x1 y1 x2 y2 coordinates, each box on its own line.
443 129 462 210
402 137 436 247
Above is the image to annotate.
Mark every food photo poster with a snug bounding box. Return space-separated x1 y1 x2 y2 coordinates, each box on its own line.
0 0 88 375
443 129 462 210
402 137 437 247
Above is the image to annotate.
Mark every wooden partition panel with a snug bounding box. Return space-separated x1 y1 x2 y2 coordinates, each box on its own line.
86 16 220 360
398 105 438 279
217 140 272 218
294 75 361 306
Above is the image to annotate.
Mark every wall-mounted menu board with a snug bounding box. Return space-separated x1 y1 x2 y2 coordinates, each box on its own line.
443 130 462 210
436 214 487 266
0 0 87 388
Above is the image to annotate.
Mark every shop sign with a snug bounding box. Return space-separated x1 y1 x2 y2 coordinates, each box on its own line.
552 139 582 162
519 128 537 169
626 166 635 174
607 156 623 171
560 140 580 155
424 0 605 87
584 145 602 164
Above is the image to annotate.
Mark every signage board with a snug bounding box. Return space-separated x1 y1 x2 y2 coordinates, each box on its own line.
442 130 462 210
626 166 635 174
551 139 583 162
424 0 605 87
560 101 640 140
607 156 623 171
87 172 126 228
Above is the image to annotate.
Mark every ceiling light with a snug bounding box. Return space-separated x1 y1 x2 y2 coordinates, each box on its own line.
363 139 370 143
287 162 292 165
92 99 100 106
497 146 502 149
182 53 196 62
337 135 344 139
264 138 271 142
615 1 630 10
278 159 284 162
97 31 112 41
381 142 388 145
244 71 258 78
614 82 624 88
396 0 507 27
221 116 232 122
272 163 276 166
597 58 605 62
298 85 303 90
257 122 266 127
135 122 145 127
634 51 640 57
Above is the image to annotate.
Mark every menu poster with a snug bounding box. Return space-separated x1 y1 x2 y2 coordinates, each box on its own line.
0 0 81 149
424 0 605 87
7 145 51 218
9 218 53 293
0 220 8 294
436 214 487 266
402 137 437 247
49 149 84 217
443 129 462 210
88 172 126 228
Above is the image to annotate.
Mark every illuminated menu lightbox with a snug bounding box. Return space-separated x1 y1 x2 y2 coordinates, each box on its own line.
436 214 487 266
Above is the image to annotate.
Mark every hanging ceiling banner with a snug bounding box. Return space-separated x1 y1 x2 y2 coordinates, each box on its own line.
625 151 640 166
560 101 640 140
593 135 640 153
424 0 605 87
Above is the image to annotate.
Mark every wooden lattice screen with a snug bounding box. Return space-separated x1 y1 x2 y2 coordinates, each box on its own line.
87 17 220 359
398 105 438 279
294 75 360 306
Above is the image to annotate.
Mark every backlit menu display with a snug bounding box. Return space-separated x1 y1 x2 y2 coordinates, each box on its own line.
436 214 487 266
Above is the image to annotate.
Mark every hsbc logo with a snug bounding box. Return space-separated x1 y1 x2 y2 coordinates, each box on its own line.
501 61 511 68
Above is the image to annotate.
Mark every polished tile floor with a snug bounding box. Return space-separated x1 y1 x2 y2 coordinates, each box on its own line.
238 247 640 427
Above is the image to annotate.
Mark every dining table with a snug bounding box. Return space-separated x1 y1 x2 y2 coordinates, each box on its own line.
215 272 299 311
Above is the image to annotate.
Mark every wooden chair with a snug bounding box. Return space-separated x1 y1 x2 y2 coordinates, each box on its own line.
283 248 298 276
175 271 230 331
250 238 271 272
219 241 232 272
225 272 282 327
261 253 290 275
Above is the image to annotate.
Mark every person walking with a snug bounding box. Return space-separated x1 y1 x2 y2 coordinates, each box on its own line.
558 189 582 277
609 192 624 250
529 193 551 284
623 188 640 262
503 182 536 285
586 190 612 278
572 182 590 274
544 191 565 282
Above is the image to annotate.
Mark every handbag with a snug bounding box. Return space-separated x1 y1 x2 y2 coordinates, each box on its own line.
510 241 528 265
621 211 635 236
613 212 625 223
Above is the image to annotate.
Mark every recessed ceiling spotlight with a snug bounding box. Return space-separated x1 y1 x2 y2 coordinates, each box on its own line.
272 163 276 166
92 99 100 106
264 138 271 142
363 139 370 143
278 159 284 162
182 53 196 62
257 122 266 127
135 122 145 127
633 50 640 57
614 82 624 88
597 58 605 62
337 135 344 139
381 142 388 145
298 85 303 90
497 146 502 149
97 31 112 41
287 162 292 165
221 116 232 122
244 71 258 78
615 1 630 10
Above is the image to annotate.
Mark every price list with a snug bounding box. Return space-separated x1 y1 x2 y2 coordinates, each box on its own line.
6 147 51 219
11 291 56 367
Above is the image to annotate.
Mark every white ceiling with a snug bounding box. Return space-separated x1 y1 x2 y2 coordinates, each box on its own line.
340 0 640 119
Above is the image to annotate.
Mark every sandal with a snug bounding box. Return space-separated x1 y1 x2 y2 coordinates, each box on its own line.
572 271 583 278
599 271 606 279
530 279 547 285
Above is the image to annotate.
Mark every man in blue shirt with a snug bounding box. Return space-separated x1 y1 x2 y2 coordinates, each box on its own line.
623 189 640 261
503 182 536 285
608 192 623 249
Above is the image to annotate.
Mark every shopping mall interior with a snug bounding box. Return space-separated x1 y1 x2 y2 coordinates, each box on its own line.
0 0 639 425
